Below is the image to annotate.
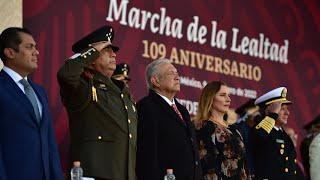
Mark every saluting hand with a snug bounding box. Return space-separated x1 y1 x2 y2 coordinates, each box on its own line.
92 41 113 52
267 101 282 114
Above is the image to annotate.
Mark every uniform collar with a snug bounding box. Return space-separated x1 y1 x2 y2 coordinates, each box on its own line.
273 126 283 131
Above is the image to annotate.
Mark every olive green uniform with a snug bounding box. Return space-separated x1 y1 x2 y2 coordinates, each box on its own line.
57 47 137 180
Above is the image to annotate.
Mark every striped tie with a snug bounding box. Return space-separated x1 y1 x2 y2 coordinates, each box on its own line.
171 104 184 122
20 79 41 122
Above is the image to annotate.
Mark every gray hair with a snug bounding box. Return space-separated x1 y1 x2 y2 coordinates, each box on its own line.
145 58 171 90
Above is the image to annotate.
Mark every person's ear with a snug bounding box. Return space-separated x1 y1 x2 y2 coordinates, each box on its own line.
151 76 160 87
4 48 15 59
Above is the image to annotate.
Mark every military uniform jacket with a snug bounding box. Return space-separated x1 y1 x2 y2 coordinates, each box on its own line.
57 47 137 180
252 114 298 180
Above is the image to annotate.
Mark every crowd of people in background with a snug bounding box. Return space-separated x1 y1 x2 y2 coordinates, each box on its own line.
1 25 319 180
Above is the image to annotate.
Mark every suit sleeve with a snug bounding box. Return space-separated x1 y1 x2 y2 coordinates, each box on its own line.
309 133 320 180
136 100 161 180
0 144 8 180
57 47 99 97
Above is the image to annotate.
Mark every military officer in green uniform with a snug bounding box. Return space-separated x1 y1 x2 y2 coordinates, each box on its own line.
112 63 131 86
57 26 137 180
252 87 299 180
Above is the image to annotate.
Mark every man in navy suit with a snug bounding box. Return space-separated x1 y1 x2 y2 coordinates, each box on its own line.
0 27 62 179
136 58 203 180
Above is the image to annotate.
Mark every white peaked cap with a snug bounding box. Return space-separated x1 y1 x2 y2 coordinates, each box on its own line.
254 87 292 107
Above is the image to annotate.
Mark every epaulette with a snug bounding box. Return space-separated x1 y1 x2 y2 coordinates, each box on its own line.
255 116 275 133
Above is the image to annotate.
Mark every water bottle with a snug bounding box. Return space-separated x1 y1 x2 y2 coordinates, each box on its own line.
70 161 83 180
164 169 176 180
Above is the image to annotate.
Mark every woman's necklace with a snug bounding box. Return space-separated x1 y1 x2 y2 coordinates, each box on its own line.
209 118 229 128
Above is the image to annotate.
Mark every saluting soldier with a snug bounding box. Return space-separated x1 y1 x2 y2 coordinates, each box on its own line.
112 63 131 85
252 87 299 180
57 26 137 180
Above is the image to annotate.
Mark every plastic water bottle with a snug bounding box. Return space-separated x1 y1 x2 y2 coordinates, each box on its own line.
164 169 176 180
71 161 83 180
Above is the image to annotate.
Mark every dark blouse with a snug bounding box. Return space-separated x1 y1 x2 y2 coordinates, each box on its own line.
195 120 251 180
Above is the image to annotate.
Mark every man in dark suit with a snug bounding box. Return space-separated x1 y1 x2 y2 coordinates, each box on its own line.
252 87 299 180
57 26 137 180
0 27 62 179
136 58 203 180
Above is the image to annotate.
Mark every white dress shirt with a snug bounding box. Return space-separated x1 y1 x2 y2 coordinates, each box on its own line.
3 66 43 117
156 92 176 106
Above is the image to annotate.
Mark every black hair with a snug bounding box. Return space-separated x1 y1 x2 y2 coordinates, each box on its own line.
0 27 32 62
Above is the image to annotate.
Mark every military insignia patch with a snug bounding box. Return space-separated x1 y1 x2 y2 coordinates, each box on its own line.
281 88 287 98
99 84 107 90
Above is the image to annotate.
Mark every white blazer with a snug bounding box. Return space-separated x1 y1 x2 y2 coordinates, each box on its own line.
310 133 320 180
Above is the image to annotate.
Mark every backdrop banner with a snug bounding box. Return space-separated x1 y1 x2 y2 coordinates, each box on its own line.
23 0 320 171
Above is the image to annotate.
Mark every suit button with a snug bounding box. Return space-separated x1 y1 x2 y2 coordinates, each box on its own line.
195 161 198 165
128 119 131 123
121 94 124 98
285 168 288 172
129 134 132 138
281 144 285 148
294 159 297 163
98 136 102 140
190 138 193 142
280 149 284 155
285 157 288 161
88 52 91 55
294 170 297 174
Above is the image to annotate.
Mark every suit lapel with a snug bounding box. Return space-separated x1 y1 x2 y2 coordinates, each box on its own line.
149 91 186 127
0 71 39 125
175 100 197 137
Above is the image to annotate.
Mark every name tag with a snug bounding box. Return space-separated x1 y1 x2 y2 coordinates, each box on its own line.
276 139 284 143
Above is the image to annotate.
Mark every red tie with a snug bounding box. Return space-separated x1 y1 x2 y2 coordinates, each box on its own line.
171 104 184 122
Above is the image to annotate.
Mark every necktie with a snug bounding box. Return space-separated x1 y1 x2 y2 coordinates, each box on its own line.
20 79 41 122
171 104 184 122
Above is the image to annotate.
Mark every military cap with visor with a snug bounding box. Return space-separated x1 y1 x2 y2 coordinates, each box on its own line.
112 63 131 81
254 87 292 107
303 114 320 130
235 98 257 115
72 25 119 53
